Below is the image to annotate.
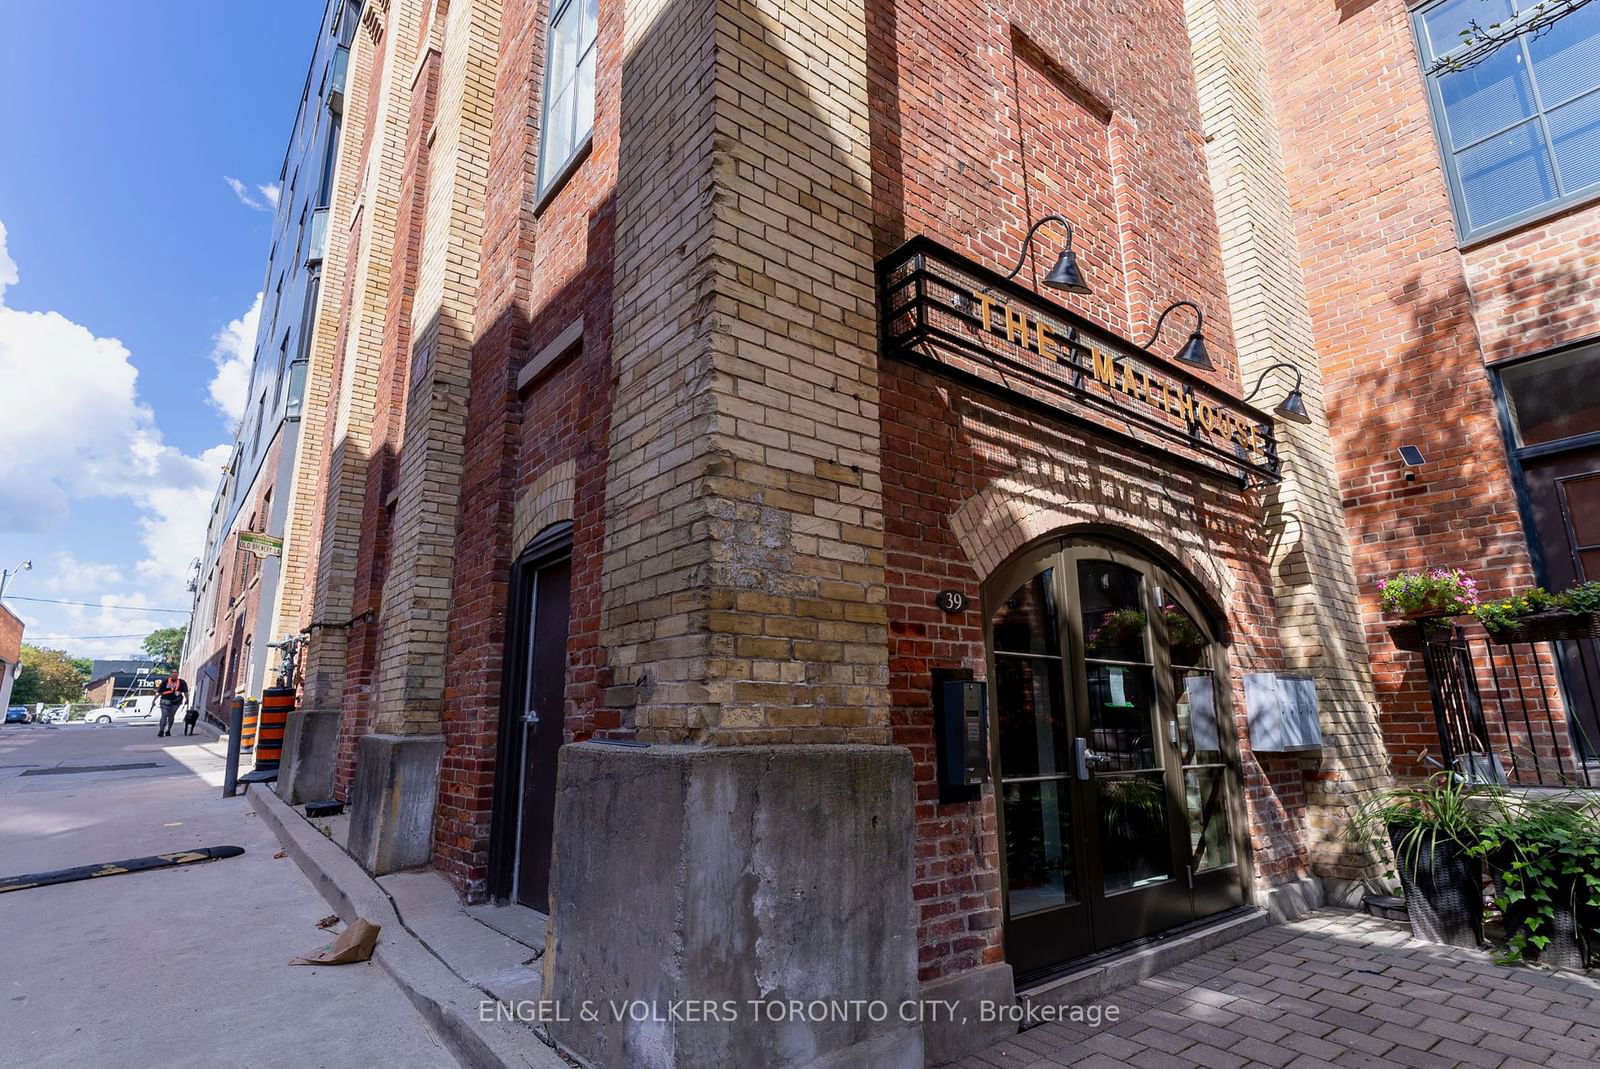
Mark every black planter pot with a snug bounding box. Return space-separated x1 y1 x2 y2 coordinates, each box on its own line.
1492 849 1591 969
1389 824 1483 949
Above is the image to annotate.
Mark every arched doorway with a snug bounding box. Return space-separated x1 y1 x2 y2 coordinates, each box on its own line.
986 535 1246 980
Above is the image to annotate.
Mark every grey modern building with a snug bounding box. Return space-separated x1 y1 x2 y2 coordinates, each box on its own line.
181 0 361 716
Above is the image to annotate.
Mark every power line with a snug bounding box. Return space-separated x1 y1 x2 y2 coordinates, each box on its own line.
3 596 189 614
28 634 150 641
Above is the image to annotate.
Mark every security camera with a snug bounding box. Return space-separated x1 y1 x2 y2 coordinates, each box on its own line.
1399 445 1424 482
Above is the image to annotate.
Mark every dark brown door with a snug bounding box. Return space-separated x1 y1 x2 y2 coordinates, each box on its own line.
1520 448 1600 760
988 540 1245 981
513 556 571 909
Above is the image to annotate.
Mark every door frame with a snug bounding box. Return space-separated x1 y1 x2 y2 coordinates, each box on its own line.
487 521 574 904
983 527 1252 981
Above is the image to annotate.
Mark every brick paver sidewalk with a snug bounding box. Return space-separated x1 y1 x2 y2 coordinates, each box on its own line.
950 911 1600 1069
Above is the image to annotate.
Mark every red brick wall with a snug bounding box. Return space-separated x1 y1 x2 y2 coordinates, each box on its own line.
431 0 621 897
1255 0 1560 776
869 0 1305 983
0 605 20 668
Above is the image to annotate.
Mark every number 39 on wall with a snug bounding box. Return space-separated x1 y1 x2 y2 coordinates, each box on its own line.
935 590 968 614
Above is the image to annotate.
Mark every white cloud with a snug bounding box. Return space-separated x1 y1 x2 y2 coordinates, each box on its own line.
45 553 125 594
0 220 16 303
259 183 281 209
224 175 271 212
0 218 228 599
208 292 261 426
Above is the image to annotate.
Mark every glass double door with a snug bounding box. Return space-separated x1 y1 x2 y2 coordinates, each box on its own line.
988 541 1243 980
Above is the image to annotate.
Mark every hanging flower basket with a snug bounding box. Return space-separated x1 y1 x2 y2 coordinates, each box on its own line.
1378 568 1479 624
1483 608 1600 646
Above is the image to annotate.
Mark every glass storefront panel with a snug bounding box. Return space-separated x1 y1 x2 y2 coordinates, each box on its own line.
992 568 1059 656
994 654 1069 779
1084 663 1159 771
1184 767 1235 873
1079 560 1147 663
1096 771 1171 892
1003 779 1077 914
1174 668 1223 765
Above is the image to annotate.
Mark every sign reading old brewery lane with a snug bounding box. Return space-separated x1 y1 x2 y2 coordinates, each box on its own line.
878 236 1282 486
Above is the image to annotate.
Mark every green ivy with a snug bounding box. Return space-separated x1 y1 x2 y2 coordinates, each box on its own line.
1469 795 1600 965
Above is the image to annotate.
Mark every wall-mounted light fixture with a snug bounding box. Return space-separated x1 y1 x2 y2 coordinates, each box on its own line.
1002 214 1090 294
1243 362 1312 425
1142 300 1212 371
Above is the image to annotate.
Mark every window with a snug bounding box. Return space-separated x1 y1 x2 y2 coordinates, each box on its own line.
1499 341 1600 446
537 0 598 197
1415 0 1600 239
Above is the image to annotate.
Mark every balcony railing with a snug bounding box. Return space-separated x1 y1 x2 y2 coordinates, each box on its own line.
1415 623 1600 788
305 207 328 268
328 44 349 114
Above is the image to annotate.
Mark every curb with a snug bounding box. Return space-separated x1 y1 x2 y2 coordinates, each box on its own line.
249 785 568 1069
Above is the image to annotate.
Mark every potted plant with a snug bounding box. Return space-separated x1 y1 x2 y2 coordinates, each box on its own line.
1473 793 1600 969
1353 774 1484 948
1475 580 1600 645
1378 567 1479 650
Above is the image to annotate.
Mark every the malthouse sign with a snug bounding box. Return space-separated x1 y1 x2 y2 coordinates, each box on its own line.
878 237 1282 486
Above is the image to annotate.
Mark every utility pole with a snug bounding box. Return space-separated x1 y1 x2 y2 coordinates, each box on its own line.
0 559 32 602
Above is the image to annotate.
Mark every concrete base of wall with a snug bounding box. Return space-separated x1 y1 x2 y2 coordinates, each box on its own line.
545 742 924 1069
276 707 341 805
1319 877 1371 911
1259 875 1328 922
347 734 443 876
920 962 1017 1067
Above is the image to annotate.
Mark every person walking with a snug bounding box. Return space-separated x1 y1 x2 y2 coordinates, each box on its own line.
156 672 188 738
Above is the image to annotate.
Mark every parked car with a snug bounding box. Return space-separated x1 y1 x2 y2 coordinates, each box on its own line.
39 705 70 723
5 706 29 724
82 702 157 725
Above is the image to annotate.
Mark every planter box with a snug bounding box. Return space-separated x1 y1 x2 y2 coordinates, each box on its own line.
1389 824 1483 949
1484 609 1600 646
1387 619 1454 652
1491 850 1590 970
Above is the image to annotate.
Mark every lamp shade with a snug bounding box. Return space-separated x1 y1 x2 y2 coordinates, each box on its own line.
1042 249 1090 294
1175 330 1213 371
1275 388 1311 424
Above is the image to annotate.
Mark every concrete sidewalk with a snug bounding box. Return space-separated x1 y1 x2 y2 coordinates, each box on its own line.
248 778 569 1069
0 721 453 1068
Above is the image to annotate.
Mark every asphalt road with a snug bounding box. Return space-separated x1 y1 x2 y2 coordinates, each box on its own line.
0 719 455 1068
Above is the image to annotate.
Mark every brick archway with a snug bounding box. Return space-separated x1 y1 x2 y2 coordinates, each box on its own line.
948 464 1238 625
511 459 576 558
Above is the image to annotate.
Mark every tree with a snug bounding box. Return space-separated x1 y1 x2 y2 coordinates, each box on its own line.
11 646 92 705
141 626 187 670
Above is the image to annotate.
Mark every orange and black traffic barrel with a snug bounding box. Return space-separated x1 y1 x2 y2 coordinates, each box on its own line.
239 697 258 751
253 688 294 771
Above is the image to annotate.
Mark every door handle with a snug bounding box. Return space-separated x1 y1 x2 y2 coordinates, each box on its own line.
522 711 540 726
1074 738 1111 779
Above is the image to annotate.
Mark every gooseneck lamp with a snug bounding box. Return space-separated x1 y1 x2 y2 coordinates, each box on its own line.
1243 361 1312 425
1002 214 1091 294
1141 300 1212 371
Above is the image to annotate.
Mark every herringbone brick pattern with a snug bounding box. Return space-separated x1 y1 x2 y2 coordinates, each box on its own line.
951 912 1600 1069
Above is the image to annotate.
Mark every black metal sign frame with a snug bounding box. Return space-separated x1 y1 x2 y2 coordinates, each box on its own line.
878 236 1283 487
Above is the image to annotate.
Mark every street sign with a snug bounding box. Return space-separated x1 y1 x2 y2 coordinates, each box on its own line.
238 532 284 558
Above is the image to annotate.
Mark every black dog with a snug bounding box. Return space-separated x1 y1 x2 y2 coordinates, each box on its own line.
182 706 200 736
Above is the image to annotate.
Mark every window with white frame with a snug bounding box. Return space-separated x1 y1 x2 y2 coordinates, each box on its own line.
538 0 598 197
1414 0 1600 240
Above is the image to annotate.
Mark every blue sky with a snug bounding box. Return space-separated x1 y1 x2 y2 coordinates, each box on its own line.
0 0 323 660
